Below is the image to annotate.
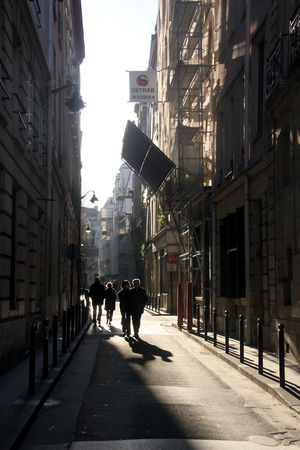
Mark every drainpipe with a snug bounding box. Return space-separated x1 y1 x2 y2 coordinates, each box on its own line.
211 200 216 316
45 2 54 314
244 0 251 343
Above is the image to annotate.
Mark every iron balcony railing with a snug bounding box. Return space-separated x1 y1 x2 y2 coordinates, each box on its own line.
266 6 300 99
266 35 289 99
289 5 300 64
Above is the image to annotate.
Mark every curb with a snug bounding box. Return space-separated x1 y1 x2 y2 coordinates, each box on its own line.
7 320 91 450
174 324 300 414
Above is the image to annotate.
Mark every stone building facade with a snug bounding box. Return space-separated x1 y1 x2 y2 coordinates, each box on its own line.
81 206 100 289
0 0 84 373
135 0 300 363
212 0 300 361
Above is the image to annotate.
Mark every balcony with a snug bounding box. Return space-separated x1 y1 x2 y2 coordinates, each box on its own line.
266 7 300 101
266 35 289 100
289 6 300 67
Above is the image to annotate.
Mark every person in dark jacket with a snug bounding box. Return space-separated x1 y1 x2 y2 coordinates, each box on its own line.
89 277 105 326
118 280 132 337
104 282 116 325
130 278 148 339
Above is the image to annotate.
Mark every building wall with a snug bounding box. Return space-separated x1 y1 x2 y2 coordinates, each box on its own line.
136 0 300 362
141 1 215 311
99 197 115 283
81 206 100 289
99 165 137 290
0 0 84 373
212 0 300 362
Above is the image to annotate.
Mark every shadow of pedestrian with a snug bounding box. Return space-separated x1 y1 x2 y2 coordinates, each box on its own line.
127 337 173 362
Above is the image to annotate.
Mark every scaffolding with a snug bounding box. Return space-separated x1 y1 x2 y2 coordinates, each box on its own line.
167 1 214 191
161 0 215 305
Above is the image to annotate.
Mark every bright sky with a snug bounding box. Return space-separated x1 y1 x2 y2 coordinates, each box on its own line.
80 0 158 208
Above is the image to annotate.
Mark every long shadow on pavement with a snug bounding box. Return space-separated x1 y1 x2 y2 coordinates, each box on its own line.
76 333 203 445
127 337 173 362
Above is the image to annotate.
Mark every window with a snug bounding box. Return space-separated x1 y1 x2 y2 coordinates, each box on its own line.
216 103 225 185
27 77 33 154
9 188 17 309
283 248 292 306
277 127 290 188
220 207 245 298
256 38 265 135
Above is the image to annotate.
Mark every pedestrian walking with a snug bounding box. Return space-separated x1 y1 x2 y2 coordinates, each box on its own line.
89 277 105 326
104 282 116 325
130 278 148 339
118 280 132 337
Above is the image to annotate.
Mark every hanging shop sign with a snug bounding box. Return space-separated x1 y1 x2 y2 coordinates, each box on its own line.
128 71 157 103
167 263 177 272
168 254 176 264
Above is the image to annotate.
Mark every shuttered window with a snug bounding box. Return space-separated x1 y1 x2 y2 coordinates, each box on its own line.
220 207 245 298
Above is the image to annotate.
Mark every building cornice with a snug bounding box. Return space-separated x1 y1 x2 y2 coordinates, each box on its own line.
213 157 270 204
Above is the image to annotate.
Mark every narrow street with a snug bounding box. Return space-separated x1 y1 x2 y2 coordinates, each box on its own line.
19 310 300 449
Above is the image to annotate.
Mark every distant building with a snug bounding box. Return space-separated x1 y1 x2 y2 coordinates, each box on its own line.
99 197 115 284
81 206 100 288
99 164 137 289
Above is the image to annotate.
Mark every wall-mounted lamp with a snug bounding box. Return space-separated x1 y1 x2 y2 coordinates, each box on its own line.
52 83 86 113
82 224 91 233
81 190 98 203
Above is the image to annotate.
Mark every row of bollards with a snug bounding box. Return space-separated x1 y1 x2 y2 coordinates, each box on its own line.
148 293 161 314
195 307 286 388
28 300 88 396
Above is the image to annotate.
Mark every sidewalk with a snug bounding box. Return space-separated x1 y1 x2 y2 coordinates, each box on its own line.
146 307 300 413
0 316 90 450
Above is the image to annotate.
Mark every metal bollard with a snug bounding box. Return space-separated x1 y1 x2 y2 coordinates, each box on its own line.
278 324 285 388
28 323 37 396
62 310 67 353
81 301 84 327
196 303 200 335
78 302 81 331
257 318 263 375
71 305 75 341
74 303 78 336
66 307 71 347
187 282 193 332
81 301 85 327
43 318 49 379
213 307 217 347
81 300 84 327
239 315 244 364
77 302 80 333
78 302 81 332
52 315 58 366
177 283 183 328
204 305 208 341
225 310 229 354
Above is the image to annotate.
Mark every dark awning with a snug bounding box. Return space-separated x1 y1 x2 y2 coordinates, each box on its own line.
122 121 176 192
